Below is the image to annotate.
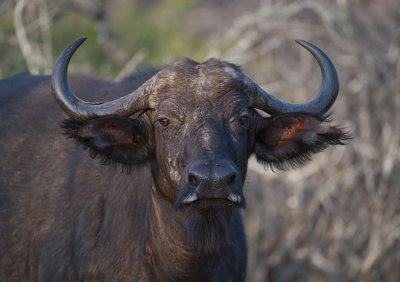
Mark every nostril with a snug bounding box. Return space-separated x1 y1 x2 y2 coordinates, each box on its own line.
227 174 236 186
188 173 201 187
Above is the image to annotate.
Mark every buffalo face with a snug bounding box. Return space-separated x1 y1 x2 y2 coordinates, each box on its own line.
149 59 250 210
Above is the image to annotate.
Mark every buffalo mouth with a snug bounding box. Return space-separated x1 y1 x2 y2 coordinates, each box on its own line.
175 193 245 211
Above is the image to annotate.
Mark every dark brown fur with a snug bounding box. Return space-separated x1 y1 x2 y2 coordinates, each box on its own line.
0 59 349 281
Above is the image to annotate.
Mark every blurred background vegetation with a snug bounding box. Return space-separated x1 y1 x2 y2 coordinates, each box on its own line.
1 0 399 281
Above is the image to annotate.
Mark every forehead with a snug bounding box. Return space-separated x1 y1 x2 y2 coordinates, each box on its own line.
153 58 248 106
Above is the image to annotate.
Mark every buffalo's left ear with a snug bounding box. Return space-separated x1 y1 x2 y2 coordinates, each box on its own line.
62 116 152 169
254 113 350 170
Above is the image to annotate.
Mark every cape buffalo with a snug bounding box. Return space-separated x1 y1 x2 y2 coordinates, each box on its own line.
0 37 349 281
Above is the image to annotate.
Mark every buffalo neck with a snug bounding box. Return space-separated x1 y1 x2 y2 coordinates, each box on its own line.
145 186 222 281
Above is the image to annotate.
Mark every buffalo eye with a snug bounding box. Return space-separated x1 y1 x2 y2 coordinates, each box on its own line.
157 117 170 128
239 113 250 126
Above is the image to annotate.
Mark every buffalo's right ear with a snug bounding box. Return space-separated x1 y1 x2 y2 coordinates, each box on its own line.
254 113 350 170
62 116 152 168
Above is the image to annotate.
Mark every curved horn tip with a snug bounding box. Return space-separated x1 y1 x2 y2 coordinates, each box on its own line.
53 36 87 71
64 36 87 54
73 36 87 45
52 36 88 119
295 39 319 51
295 39 307 45
294 40 335 67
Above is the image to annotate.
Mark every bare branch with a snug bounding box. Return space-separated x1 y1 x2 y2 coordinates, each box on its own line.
14 0 39 74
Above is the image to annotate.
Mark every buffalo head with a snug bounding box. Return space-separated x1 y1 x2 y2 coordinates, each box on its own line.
53 37 349 252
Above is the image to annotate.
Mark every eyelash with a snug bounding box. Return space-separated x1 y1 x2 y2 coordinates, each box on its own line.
157 117 170 128
239 114 250 125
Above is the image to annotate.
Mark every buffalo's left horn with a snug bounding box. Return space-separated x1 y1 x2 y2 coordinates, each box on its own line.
248 40 339 115
52 37 153 119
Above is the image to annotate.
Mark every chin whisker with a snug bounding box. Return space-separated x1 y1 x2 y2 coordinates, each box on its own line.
185 209 233 253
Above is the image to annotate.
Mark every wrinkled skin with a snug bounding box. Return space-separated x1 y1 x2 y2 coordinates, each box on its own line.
0 56 348 281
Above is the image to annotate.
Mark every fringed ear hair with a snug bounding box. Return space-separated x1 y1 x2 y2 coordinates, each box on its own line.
254 113 351 170
62 116 152 172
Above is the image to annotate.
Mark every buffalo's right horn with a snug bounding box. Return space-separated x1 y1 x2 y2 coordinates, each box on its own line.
52 37 154 119
247 40 339 116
